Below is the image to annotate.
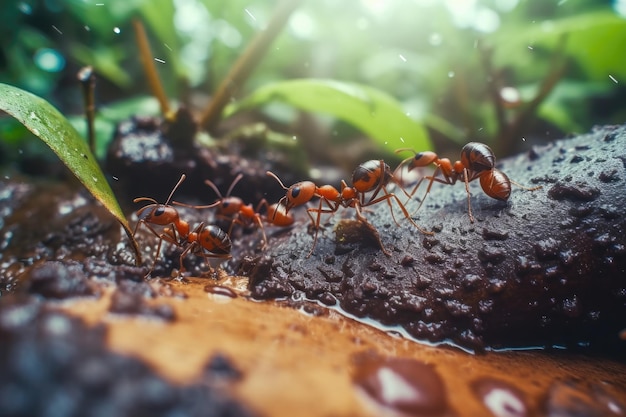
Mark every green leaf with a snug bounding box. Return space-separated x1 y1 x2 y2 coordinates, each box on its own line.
493 11 626 82
536 80 611 133
0 83 142 266
224 78 432 153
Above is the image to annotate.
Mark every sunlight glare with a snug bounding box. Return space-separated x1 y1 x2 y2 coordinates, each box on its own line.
444 0 500 32
289 10 316 39
614 0 626 17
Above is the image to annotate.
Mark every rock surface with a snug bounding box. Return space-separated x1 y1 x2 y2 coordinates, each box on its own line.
244 125 626 352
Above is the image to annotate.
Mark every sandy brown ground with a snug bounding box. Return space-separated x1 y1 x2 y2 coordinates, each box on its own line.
58 275 626 417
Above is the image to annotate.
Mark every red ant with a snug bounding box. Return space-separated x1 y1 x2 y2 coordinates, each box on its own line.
133 174 231 277
174 174 292 249
395 142 541 222
267 160 431 256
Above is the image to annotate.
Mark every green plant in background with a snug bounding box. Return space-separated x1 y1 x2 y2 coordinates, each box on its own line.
4 1 626 159
2 0 626 202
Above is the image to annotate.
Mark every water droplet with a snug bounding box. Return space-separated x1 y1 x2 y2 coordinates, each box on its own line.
533 238 560 261
398 54 407 62
154 58 166 64
499 86 521 108
92 176 98 183
472 378 528 417
204 285 238 298
448 71 455 78
113 27 121 34
545 379 626 416
34 48 66 73
429 32 443 46
18 2 32 14
609 74 618 84
353 356 449 416
244 8 256 21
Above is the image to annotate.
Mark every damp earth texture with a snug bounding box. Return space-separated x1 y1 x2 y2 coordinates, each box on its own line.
244 125 626 353
0 123 625 416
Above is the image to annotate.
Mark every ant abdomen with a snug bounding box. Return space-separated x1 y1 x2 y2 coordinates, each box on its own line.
480 169 512 201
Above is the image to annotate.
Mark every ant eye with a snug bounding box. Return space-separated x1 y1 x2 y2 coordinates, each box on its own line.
290 187 301 199
154 207 165 217
222 201 230 208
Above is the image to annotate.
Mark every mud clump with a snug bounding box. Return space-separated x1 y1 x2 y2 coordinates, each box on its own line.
245 125 626 353
0 297 256 417
105 110 304 211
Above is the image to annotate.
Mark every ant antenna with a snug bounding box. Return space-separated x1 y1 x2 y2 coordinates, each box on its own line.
266 171 289 190
205 173 244 200
165 174 187 205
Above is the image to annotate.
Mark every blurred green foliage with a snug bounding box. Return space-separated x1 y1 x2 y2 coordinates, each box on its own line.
1 0 626 160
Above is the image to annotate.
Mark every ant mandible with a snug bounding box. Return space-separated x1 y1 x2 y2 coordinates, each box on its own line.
395 142 541 222
133 174 231 277
267 160 431 256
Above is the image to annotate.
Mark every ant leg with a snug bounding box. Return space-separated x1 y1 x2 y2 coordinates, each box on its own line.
252 215 268 250
253 199 270 249
510 180 542 192
145 235 163 278
463 169 475 223
365 193 433 236
304 198 338 257
177 242 196 278
143 226 181 277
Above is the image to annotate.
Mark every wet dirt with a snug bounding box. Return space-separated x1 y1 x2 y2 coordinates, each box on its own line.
2 125 626 353
1 122 626 415
0 295 255 417
242 124 626 353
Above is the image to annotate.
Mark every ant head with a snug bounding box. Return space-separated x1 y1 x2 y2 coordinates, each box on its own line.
136 203 180 226
266 171 317 210
395 149 438 172
133 174 186 226
285 181 317 210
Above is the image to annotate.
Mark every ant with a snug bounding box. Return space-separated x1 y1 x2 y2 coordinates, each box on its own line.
265 202 295 227
174 174 292 249
133 174 231 277
267 160 431 256
395 142 541 222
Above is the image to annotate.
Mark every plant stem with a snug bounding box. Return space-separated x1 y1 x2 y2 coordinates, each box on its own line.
199 0 304 132
77 66 96 155
132 19 172 120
